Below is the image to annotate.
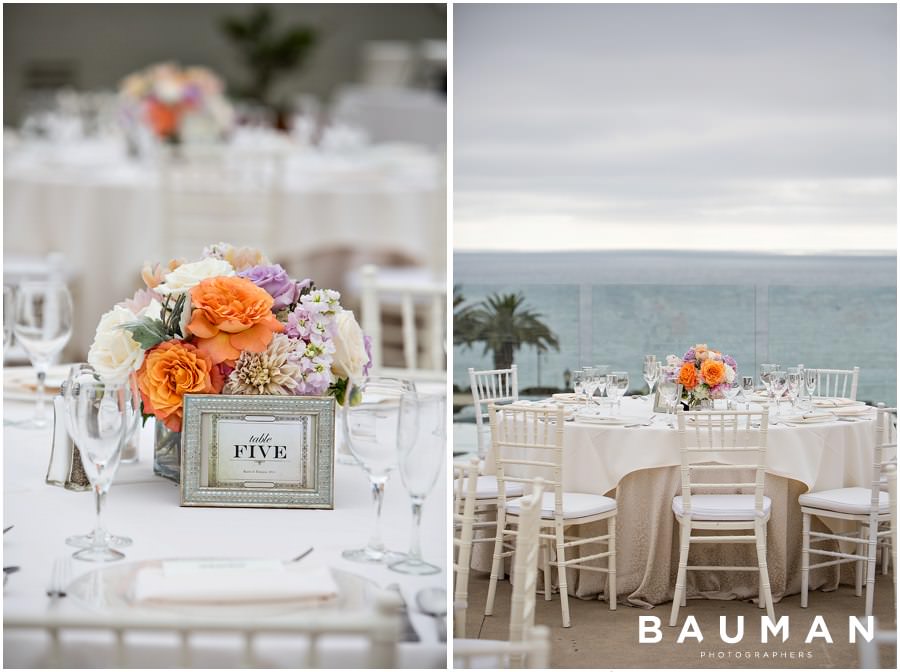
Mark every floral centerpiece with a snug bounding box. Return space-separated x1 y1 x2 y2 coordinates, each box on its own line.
119 62 234 145
87 243 371 481
665 344 738 409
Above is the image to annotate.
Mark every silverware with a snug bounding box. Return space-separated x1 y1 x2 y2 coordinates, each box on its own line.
386 583 420 642
290 547 314 563
3 525 13 534
416 587 447 642
46 557 71 599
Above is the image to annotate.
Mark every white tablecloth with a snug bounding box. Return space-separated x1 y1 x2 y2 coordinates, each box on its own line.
4 137 444 357
2 391 447 668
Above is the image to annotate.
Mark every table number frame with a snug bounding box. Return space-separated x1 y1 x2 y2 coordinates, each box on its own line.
181 394 335 509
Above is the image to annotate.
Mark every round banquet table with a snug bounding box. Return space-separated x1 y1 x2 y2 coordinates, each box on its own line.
479 396 889 608
3 136 444 358
2 388 447 669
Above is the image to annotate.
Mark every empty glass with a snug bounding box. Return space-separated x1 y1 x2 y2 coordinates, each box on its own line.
786 368 802 409
613 371 629 412
659 366 680 427
62 364 137 550
804 369 818 410
572 369 585 406
642 358 660 401
390 392 444 575
13 281 74 429
64 371 136 561
769 370 788 420
343 376 416 564
758 363 778 407
724 383 741 410
741 376 755 409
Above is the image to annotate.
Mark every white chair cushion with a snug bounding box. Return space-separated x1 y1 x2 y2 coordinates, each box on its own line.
507 491 617 519
672 494 772 521
455 475 524 499
799 487 889 515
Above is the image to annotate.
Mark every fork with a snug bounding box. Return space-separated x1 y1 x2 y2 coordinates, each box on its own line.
46 557 72 599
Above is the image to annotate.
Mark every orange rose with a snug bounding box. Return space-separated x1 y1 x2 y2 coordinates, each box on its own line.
701 359 726 387
188 276 284 364
137 340 224 432
678 362 698 390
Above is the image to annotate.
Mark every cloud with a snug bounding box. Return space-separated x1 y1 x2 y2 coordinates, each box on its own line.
454 3 897 252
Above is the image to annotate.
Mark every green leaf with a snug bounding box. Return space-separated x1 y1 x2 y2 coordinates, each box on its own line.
120 318 169 350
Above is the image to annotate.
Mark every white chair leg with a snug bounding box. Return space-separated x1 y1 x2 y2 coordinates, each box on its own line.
755 520 775 621
608 515 617 611
556 521 571 628
670 521 690 626
865 522 878 617
856 524 865 598
485 508 508 616
881 537 889 576
758 524 767 609
542 538 551 601
801 512 810 608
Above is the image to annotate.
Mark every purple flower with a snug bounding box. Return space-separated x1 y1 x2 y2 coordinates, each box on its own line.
238 264 298 311
723 355 737 372
362 334 373 376
683 348 696 362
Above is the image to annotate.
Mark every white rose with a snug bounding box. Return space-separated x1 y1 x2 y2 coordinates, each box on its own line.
156 258 234 295
87 305 145 383
724 364 736 384
331 310 369 382
666 354 681 367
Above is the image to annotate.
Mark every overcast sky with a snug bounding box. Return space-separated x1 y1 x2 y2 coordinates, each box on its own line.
454 3 897 253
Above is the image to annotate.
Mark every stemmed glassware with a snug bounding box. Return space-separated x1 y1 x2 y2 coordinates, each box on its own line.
64 369 137 561
758 363 778 408
769 369 788 421
613 371 629 413
786 368 802 410
658 366 680 428
390 392 444 575
724 383 741 410
62 364 138 550
343 376 416 564
13 280 74 429
3 285 14 354
804 369 818 410
572 369 585 407
741 376 755 410
642 358 660 402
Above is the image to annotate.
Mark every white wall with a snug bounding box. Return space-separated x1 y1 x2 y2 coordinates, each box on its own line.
3 2 446 123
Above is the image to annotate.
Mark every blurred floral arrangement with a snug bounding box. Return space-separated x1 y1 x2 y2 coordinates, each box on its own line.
87 243 371 432
119 63 235 144
665 344 737 408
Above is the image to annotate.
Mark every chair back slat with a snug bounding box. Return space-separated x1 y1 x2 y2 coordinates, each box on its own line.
873 405 897 509
676 409 768 517
812 366 860 400
470 366 519 459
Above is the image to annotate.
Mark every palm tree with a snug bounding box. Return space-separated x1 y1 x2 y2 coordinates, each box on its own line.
453 285 478 348
463 292 560 371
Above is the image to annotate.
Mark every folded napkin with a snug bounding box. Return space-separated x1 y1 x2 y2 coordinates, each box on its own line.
132 560 339 605
780 411 832 424
812 397 859 408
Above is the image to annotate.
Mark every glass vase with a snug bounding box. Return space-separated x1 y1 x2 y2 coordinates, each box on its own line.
153 423 182 483
334 403 359 466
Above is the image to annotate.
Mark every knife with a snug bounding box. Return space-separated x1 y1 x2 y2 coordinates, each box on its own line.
386 583 420 642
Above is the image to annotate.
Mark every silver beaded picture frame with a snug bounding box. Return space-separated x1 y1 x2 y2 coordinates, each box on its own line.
180 394 335 509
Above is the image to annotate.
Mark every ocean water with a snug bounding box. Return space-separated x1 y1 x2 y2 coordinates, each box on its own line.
453 251 897 408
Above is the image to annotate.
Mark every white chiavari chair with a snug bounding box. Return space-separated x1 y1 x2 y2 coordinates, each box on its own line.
857 627 897 669
3 593 402 668
670 408 775 626
811 366 860 400
800 404 895 617
359 264 445 382
485 403 617 628
454 480 551 669
469 365 519 462
886 462 897 605
453 457 480 639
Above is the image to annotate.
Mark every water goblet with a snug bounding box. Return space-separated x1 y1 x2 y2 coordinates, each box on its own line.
572 369 585 406
64 372 136 561
769 370 788 420
3 285 14 354
741 376 755 410
343 376 416 564
724 384 741 410
658 373 679 428
786 368 802 410
613 371 629 413
13 280 74 429
758 363 778 407
62 364 137 551
604 373 618 414
642 359 660 402
804 369 818 411
390 392 444 575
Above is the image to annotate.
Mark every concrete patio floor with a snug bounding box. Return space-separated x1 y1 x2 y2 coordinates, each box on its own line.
462 570 897 668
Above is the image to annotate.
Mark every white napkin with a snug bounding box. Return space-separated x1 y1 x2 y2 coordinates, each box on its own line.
132 560 339 605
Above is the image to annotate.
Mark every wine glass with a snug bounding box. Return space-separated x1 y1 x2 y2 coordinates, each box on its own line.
658 370 680 428
642 359 660 402
804 369 818 411
343 376 416 564
572 369 585 406
62 364 137 550
741 376 755 410
390 392 444 575
786 368 802 410
769 369 787 420
613 371 629 413
724 383 741 410
64 371 136 561
3 285 14 354
13 280 74 429
758 363 778 407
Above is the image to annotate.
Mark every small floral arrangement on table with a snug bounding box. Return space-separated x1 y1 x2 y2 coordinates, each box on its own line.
665 344 738 409
87 243 372 433
119 62 234 144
